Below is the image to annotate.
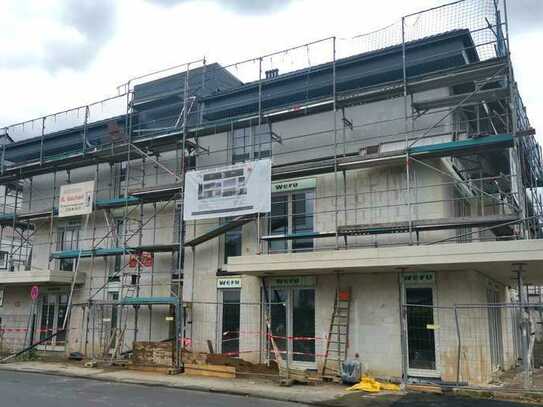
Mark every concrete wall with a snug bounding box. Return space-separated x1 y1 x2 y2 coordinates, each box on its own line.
270 88 451 166
327 270 512 384
0 268 517 385
7 149 185 355
0 79 511 385
329 273 402 378
0 286 33 353
311 158 458 250
182 268 513 385
179 86 470 371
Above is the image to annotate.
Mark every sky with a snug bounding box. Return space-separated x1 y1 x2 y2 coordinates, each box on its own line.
0 0 541 141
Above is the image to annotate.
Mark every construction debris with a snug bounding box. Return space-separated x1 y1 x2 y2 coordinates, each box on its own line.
133 341 174 367
206 354 278 377
184 363 236 379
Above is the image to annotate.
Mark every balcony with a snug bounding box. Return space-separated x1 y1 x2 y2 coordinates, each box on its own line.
0 269 86 285
226 239 543 285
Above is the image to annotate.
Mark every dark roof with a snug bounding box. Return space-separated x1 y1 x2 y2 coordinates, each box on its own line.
2 29 478 165
200 29 477 122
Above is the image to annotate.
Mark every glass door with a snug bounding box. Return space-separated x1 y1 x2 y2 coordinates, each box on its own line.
268 287 316 366
405 286 439 377
105 291 119 351
55 294 68 345
268 191 314 254
269 288 288 361
292 288 315 363
487 287 504 371
39 295 56 343
38 294 69 348
220 289 241 356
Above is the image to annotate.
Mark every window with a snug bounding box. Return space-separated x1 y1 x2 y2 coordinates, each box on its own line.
232 128 251 163
111 219 123 282
254 125 271 160
269 190 314 253
0 251 8 270
224 222 242 264
270 195 288 253
454 190 472 243
174 203 184 274
108 291 119 347
113 162 129 198
292 192 314 251
57 225 80 271
184 154 197 171
120 162 127 183
219 288 240 356
0 184 23 213
231 125 272 164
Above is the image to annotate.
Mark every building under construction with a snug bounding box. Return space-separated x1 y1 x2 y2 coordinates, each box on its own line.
0 0 542 387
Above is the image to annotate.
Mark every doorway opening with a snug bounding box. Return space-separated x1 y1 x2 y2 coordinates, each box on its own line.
403 275 440 378
268 286 315 367
38 293 69 349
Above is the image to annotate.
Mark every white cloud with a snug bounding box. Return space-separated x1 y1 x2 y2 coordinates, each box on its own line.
148 0 295 14
510 30 543 137
0 0 541 145
0 0 116 72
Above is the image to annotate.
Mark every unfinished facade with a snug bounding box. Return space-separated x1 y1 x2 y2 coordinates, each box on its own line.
0 0 542 387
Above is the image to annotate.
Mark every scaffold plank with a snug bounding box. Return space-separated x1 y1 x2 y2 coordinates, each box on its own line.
260 231 336 241
50 243 180 259
95 196 141 209
184 215 256 247
408 133 513 156
120 296 178 305
338 214 519 237
128 183 182 202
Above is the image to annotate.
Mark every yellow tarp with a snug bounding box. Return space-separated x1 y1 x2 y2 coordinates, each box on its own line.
347 376 401 393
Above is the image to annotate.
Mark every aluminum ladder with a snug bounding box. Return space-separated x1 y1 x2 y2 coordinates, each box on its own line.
322 288 351 380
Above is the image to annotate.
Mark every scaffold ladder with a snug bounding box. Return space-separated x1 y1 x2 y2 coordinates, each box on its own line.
322 288 351 380
111 283 136 362
62 250 83 331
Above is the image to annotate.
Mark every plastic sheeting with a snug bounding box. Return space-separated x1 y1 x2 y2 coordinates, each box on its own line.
347 376 400 393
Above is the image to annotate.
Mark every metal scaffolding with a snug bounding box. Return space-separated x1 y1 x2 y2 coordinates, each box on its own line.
0 0 540 378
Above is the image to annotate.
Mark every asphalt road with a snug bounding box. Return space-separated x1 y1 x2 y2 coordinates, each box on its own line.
0 370 539 407
325 392 542 407
0 371 303 407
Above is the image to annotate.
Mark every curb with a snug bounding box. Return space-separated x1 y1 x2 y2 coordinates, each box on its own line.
0 364 339 406
452 387 543 405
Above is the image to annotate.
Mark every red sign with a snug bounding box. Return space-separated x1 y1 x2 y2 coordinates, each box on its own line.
128 253 153 268
30 285 39 301
128 255 138 268
141 252 153 268
338 290 350 301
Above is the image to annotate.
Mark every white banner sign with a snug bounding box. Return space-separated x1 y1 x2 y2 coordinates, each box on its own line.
217 277 242 289
59 181 95 217
184 159 271 220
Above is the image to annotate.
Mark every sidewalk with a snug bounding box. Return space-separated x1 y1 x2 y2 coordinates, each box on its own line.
0 361 347 405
